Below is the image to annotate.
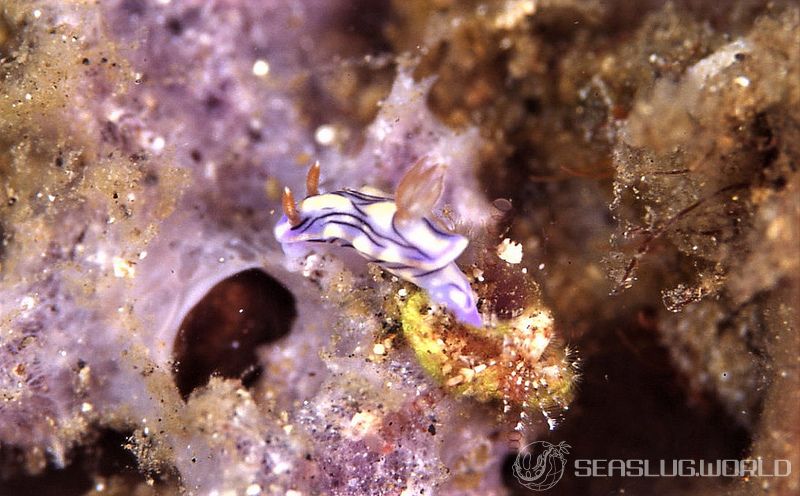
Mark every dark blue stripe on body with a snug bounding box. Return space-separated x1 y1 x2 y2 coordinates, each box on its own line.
292 208 432 263
326 219 387 248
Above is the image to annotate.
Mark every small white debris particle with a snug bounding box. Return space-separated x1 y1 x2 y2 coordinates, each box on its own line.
497 238 523 264
33 9 42 18
151 136 166 152
245 484 262 496
494 0 536 29
252 59 270 77
20 296 36 310
373 343 386 355
204 161 217 180
112 257 136 278
734 76 750 87
81 402 93 413
314 124 336 146
345 411 381 440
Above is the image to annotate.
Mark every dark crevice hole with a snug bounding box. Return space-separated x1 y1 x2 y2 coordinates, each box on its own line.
172 268 296 399
0 429 150 496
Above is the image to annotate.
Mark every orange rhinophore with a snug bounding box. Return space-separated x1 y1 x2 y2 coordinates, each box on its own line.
281 187 301 227
306 160 321 197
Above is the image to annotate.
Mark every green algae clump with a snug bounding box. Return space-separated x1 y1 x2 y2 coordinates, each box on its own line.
399 290 576 416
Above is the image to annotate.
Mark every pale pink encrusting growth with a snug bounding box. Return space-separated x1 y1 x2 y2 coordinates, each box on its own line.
332 69 493 227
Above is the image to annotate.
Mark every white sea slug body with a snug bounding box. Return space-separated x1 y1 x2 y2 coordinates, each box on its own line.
274 162 482 327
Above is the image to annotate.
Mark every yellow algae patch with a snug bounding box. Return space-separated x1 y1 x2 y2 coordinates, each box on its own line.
399 291 575 410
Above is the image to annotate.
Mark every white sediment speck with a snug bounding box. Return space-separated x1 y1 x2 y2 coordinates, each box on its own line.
20 295 36 310
252 59 270 77
272 460 291 475
314 124 336 145
687 38 752 86
497 238 523 264
151 136 166 152
494 0 536 29
204 161 217 180
112 257 136 278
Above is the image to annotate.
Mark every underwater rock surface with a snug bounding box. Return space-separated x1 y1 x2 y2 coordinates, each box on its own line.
1 1 798 495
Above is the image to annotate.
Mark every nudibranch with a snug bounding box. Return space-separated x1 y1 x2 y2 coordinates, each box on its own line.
274 161 483 327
